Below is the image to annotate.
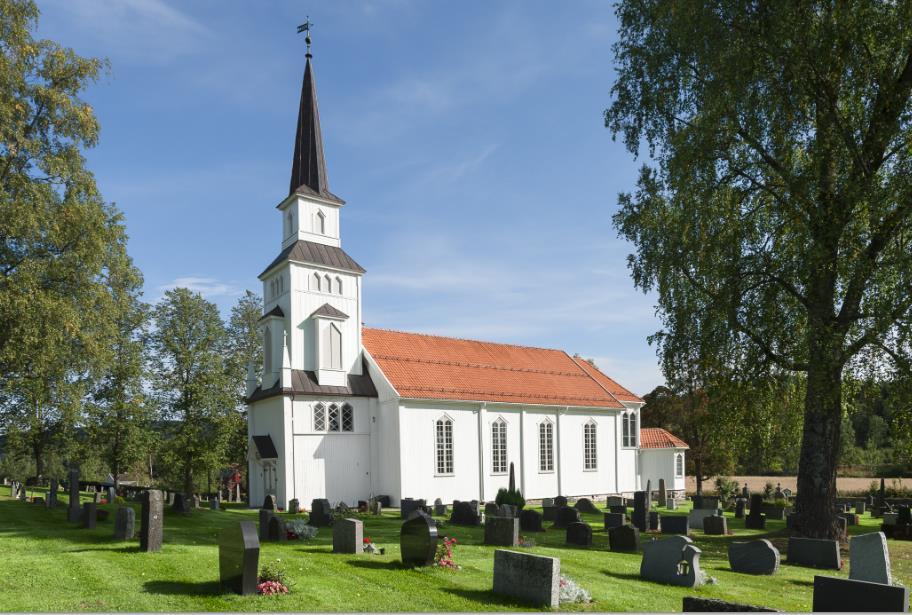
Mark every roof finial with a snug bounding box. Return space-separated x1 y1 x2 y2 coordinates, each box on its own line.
297 17 313 58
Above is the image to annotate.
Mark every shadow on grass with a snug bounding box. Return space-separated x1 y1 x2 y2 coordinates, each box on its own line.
441 587 524 608
143 579 222 596
62 545 141 554
346 559 408 570
787 578 815 587
602 570 641 582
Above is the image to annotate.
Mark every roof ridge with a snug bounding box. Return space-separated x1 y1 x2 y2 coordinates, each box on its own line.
395 385 624 404
370 353 590 377
569 355 625 407
362 326 575 356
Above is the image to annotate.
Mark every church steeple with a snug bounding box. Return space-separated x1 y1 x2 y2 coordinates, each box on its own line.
288 28 343 204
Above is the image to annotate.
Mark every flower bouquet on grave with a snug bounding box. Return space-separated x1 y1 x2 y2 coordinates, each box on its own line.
518 534 536 548
558 576 592 604
257 559 292 595
434 536 460 569
363 536 385 555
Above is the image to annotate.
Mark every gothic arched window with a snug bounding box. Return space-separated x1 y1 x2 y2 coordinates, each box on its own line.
334 276 343 295
311 272 321 292
435 416 454 475
676 453 684 477
314 403 326 431
316 210 326 234
263 327 272 374
328 403 340 432
491 418 507 474
584 420 597 470
539 420 554 472
341 403 354 432
323 274 332 292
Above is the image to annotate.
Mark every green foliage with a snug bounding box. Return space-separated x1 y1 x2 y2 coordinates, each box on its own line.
762 482 775 501
714 476 740 507
258 558 292 586
494 487 525 509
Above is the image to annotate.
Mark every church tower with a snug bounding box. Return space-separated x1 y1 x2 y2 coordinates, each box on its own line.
255 37 365 391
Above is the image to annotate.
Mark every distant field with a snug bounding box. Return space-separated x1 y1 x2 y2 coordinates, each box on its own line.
687 475 911 494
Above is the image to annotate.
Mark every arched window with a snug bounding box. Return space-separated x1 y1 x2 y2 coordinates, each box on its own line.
316 210 326 234
676 453 684 477
328 403 340 432
341 403 354 432
311 272 321 292
435 417 454 475
539 420 554 472
263 327 272 374
279 275 284 294
286 212 294 237
334 276 343 295
321 322 342 370
622 411 638 447
323 274 331 292
584 420 597 470
314 403 326 431
491 418 507 474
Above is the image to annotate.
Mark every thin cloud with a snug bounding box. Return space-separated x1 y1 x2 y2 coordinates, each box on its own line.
158 276 244 300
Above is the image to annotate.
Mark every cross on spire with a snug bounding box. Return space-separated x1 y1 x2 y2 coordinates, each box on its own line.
297 17 313 58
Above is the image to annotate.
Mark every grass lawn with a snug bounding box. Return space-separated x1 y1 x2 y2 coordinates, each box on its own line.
0 491 910 612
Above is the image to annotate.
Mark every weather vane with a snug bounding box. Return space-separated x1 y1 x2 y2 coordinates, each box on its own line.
297 17 313 57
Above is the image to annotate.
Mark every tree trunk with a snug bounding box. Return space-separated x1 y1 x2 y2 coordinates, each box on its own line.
32 438 44 480
795 334 843 539
694 458 703 495
183 456 193 499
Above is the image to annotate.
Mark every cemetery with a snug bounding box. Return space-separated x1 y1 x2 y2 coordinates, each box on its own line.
1 485 910 612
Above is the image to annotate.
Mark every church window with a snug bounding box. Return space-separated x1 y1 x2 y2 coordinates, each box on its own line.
435 417 454 475
676 453 684 477
491 418 507 474
328 403 340 432
316 210 326 234
539 420 554 472
314 403 326 431
622 411 638 447
334 276 343 295
286 212 294 237
321 322 343 370
324 274 332 292
279 275 284 294
584 420 597 470
311 272 321 292
263 327 273 374
341 403 354 432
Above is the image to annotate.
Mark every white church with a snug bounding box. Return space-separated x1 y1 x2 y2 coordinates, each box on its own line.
245 44 688 509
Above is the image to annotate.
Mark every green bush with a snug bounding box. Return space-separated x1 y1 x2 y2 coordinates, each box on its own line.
259 558 292 586
714 476 740 507
494 487 525 509
762 482 775 501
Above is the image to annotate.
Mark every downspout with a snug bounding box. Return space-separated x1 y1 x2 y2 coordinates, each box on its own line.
614 410 620 495
477 402 486 501
519 406 526 497
556 407 566 496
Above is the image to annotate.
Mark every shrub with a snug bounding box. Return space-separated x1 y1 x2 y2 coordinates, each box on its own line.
259 558 292 587
434 536 459 569
714 476 740 507
285 519 318 540
762 482 775 501
494 488 525 509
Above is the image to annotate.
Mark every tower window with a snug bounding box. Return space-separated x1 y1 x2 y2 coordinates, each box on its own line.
322 322 342 370
314 403 326 431
435 417 454 475
328 403 340 432
316 210 326 234
311 272 321 292
323 274 331 292
334 276 343 295
584 420 597 470
341 403 354 432
491 417 507 474
622 410 638 447
676 453 684 477
539 420 554 472
263 327 272 374
286 212 294 237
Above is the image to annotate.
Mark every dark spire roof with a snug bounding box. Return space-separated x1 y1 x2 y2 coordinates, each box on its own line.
288 55 344 204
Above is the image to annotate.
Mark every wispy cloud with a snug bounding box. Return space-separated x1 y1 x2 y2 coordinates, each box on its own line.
158 276 244 300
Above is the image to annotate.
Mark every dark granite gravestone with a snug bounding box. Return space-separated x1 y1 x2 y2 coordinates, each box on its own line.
554 495 568 508
898 505 912 526
485 516 520 546
681 597 778 612
640 535 704 587
333 518 364 554
172 493 190 513
210 497 220 511
400 498 425 519
735 499 746 518
267 515 287 542
433 498 447 516
519 508 543 532
553 506 581 529
760 504 787 520
650 511 662 532
542 505 558 522
604 512 626 529
745 494 766 529
728 539 780 575
114 507 135 539
47 478 58 508
566 522 593 547
850 532 892 585
606 496 625 507
787 537 841 569
662 515 689 535
140 490 163 552
838 512 860 526
812 575 910 612
704 515 727 535
485 502 500 517
406 508 435 523
449 500 481 526
658 478 667 507
376 495 391 508
855 501 866 515
218 521 260 595
258 509 273 541
262 494 276 510
609 524 640 552
287 498 299 514
493 549 560 608
67 469 81 523
632 491 651 532
82 502 97 529
309 498 333 526
400 514 439 567
574 498 599 514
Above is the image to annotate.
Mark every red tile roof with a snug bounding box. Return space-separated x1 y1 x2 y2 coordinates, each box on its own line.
639 427 689 449
570 356 644 403
362 327 640 409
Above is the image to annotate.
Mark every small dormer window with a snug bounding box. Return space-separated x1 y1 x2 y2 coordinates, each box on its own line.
316 210 326 234
286 212 294 237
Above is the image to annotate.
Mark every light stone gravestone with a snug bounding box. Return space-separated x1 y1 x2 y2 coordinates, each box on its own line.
849 531 891 585
855 501 866 515
492 549 559 608
219 521 260 595
688 508 718 530
485 516 519 546
640 535 704 587
332 518 363 554
667 498 678 511
541 497 554 507
140 489 163 552
288 498 299 514
114 507 135 540
812 575 909 613
787 537 841 570
728 539 780 575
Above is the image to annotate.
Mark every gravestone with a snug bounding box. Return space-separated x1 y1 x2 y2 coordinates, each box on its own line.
376 495 391 508
849 532 891 585
554 495 568 508
812 575 910 613
210 498 220 511
93 491 102 504
604 512 626 529
107 486 116 502
520 509 543 532
742 483 750 498
114 507 135 540
855 501 866 515
650 511 662 532
760 504 787 520
606 496 625 507
485 516 519 546
682 597 778 612
370 499 382 515
67 468 81 523
333 518 364 554
140 490 163 552
662 515 689 535
400 514 438 566
609 505 628 515
787 537 841 569
735 498 746 518
492 549 559 608
574 498 599 514
728 539 780 575
704 515 727 535
745 495 766 529
542 506 558 522
267 515 287 542
609 524 640 552
688 508 719 530
640 535 704 587
433 498 447 516
262 494 276 511
47 478 58 508
884 512 899 526
667 498 678 511
449 500 481 526
658 478 667 507
838 512 860 526
357 500 369 513
218 521 259 595
287 498 299 514
566 522 592 547
485 502 500 517
191 494 201 509
400 498 425 519
632 491 651 532
172 493 189 513
258 509 273 541
309 498 333 526
553 506 581 529
82 502 97 529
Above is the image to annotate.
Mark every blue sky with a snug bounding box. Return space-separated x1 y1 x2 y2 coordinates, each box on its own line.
35 0 664 395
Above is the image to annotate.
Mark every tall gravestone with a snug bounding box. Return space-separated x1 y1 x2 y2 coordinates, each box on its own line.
658 479 667 507
333 518 364 554
400 514 438 567
849 532 891 585
82 502 97 529
114 507 135 540
47 478 58 508
258 509 274 541
745 494 766 530
219 521 260 595
140 489 163 552
632 491 650 532
67 469 81 523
